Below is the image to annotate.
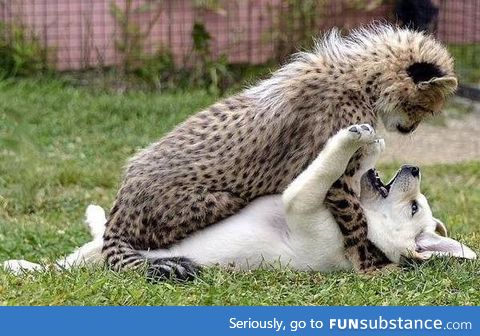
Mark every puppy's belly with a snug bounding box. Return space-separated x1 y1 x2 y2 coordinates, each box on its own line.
141 195 288 268
286 211 353 272
142 195 351 272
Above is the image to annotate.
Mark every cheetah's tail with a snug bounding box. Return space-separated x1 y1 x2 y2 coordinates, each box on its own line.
4 204 200 281
101 211 201 282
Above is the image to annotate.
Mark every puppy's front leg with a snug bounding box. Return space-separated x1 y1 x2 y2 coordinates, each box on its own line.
325 139 392 272
282 124 376 214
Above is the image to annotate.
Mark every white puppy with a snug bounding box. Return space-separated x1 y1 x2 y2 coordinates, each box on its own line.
4 124 476 277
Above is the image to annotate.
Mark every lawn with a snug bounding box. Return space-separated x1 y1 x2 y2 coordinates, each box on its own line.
0 79 479 306
449 43 480 85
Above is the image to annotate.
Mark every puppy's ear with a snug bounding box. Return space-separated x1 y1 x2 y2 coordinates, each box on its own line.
415 231 476 260
433 217 448 237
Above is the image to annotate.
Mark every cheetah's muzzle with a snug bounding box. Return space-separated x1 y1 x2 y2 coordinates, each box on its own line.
396 124 417 134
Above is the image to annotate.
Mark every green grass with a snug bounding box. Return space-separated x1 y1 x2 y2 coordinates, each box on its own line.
448 43 480 85
0 79 479 306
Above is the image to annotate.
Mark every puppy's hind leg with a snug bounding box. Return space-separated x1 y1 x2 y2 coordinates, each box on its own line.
4 205 107 275
3 259 43 275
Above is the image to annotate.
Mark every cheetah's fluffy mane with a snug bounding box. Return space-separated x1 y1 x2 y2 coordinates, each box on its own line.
246 23 455 118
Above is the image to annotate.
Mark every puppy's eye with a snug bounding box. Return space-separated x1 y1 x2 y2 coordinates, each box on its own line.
411 200 419 216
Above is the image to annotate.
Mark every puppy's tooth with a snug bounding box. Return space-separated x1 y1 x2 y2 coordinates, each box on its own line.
380 186 388 197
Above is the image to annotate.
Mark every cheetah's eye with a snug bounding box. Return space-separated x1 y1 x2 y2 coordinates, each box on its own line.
411 200 419 216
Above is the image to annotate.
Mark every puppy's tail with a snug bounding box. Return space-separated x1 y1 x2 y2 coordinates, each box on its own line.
85 204 107 240
55 204 107 269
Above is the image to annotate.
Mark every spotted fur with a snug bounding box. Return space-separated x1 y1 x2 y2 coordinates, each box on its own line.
102 24 457 275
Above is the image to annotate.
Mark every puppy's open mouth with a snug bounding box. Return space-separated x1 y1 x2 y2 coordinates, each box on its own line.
366 168 391 198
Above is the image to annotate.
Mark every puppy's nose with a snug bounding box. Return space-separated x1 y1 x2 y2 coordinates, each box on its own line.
401 165 420 177
411 166 420 177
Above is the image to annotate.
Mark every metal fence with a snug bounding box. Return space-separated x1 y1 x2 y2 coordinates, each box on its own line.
0 0 479 91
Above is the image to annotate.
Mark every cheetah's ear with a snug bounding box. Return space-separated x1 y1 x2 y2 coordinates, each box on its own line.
406 61 457 93
417 76 458 92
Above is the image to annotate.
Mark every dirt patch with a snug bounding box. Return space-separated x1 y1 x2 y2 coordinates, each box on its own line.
378 101 480 166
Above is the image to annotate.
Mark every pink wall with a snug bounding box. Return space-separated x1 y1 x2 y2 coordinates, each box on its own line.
0 0 478 71
435 0 480 44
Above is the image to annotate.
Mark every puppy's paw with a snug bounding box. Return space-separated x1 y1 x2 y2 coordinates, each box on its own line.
333 124 376 152
3 259 42 275
362 138 385 159
347 124 376 143
372 138 385 153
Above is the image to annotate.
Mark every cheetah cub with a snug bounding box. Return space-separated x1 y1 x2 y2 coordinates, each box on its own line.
4 125 475 279
97 25 458 279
